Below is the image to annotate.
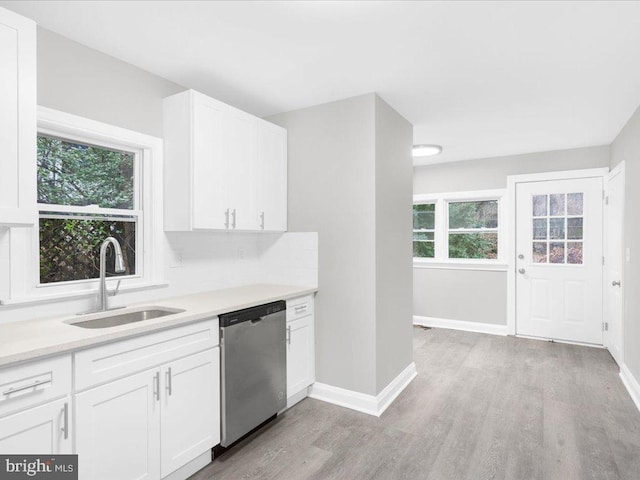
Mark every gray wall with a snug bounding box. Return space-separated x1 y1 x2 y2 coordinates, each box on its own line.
269 94 378 395
610 104 640 387
374 96 414 392
37 28 184 136
414 145 610 193
413 145 610 325
269 93 414 396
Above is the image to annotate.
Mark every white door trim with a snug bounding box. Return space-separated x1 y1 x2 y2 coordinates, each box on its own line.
604 161 625 364
506 167 609 335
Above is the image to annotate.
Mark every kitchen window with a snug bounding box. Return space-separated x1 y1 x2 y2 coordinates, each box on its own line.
37 135 139 284
0 107 165 305
412 203 435 258
413 190 506 270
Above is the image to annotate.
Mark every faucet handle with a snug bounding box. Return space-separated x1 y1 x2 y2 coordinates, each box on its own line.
108 280 122 297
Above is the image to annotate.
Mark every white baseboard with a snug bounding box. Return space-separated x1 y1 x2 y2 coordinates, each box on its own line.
620 363 640 413
309 362 417 417
413 315 508 336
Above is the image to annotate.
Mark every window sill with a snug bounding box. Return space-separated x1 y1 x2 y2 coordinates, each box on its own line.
0 281 169 306
413 261 508 272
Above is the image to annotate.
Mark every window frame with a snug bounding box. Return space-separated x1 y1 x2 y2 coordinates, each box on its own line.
36 130 143 286
412 201 436 259
0 107 166 305
413 189 507 271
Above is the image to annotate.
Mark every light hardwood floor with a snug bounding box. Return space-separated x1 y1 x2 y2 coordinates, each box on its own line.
192 327 640 480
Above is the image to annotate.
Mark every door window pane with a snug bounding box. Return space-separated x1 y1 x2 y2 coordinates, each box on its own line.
532 242 547 263
532 195 547 217
567 242 583 264
549 218 565 240
567 218 583 240
550 194 565 216
532 218 547 240
530 191 584 265
549 242 565 264
567 193 583 215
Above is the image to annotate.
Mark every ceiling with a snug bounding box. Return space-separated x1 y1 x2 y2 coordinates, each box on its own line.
3 1 640 165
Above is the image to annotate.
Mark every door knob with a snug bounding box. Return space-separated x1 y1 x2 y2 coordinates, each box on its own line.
612 280 621 287
518 254 525 260
518 268 526 274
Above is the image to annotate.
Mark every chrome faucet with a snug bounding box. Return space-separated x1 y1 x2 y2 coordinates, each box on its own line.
97 236 126 312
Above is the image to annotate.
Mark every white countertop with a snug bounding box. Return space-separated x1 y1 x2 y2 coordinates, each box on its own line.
0 284 317 368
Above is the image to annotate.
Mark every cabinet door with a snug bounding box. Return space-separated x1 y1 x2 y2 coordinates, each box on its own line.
258 121 287 232
286 316 315 399
160 348 219 477
0 8 36 227
0 397 71 454
226 109 260 230
76 370 161 480
192 96 229 230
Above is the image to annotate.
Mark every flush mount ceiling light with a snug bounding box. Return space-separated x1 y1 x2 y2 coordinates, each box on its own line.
412 144 443 157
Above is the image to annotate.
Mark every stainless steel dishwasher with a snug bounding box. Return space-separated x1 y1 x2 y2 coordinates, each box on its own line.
219 301 286 447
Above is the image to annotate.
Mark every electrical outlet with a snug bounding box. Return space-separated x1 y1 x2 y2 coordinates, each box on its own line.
626 248 631 263
237 247 246 260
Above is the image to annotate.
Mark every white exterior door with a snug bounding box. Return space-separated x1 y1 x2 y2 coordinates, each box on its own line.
604 164 625 363
160 348 219 477
515 177 604 344
76 369 161 480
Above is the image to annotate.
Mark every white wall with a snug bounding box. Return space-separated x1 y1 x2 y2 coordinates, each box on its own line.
269 93 414 397
0 28 318 324
610 103 640 388
413 145 610 325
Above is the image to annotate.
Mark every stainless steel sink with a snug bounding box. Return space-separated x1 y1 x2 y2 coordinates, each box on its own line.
68 307 185 329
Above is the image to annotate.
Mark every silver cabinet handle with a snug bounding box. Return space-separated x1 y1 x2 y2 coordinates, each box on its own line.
518 268 526 274
294 305 307 312
61 402 69 440
166 368 172 396
2 379 51 396
224 209 230 229
153 372 160 401
231 209 237 229
612 280 621 287
260 211 265 230
286 326 291 345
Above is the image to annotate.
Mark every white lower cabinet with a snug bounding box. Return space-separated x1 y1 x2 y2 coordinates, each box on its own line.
76 347 220 480
76 369 161 480
160 349 220 477
286 295 315 407
0 397 72 454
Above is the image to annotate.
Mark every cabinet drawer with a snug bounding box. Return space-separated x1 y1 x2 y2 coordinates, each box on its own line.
75 318 218 391
0 354 71 418
286 295 314 322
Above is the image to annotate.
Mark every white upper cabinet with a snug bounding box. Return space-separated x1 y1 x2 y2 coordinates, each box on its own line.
0 7 36 227
258 121 288 232
163 89 287 232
